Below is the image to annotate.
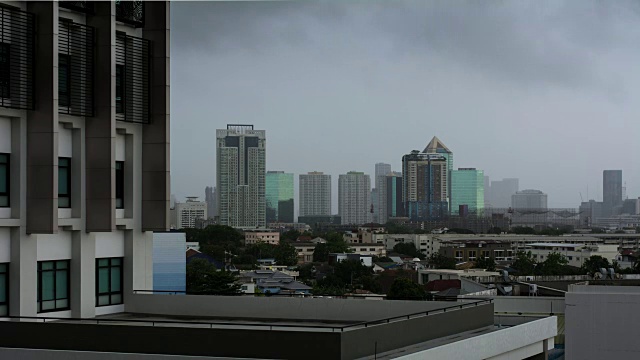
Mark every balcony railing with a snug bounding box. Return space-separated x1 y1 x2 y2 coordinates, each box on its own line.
0 5 34 110
58 20 95 117
116 1 144 28
59 1 93 14
115 33 150 124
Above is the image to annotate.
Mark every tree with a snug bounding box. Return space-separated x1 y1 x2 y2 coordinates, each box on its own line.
333 259 374 287
511 226 536 235
428 253 456 269
387 278 426 300
274 242 298 266
512 251 536 275
313 243 330 262
281 229 301 242
537 252 568 276
186 259 241 295
393 243 425 259
581 255 611 275
474 257 496 271
487 227 502 235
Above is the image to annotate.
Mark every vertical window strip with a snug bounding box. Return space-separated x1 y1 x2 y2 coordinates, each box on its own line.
37 260 70 313
0 263 7 316
115 161 124 209
58 157 71 208
0 153 8 207
96 257 123 306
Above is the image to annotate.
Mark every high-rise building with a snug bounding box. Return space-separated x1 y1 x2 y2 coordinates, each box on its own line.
423 136 453 206
265 171 294 223
378 172 403 224
299 172 331 217
603 170 622 216
402 151 449 221
489 178 519 208
512 189 547 209
216 124 266 229
175 197 207 229
205 186 217 219
0 1 170 318
484 176 491 207
338 171 371 225
373 162 391 223
451 168 484 215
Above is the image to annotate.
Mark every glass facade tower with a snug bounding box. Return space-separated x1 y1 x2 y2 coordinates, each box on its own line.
265 171 294 223
451 168 484 215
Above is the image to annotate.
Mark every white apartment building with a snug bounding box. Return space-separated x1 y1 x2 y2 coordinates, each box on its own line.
0 1 170 318
384 234 441 258
338 171 371 225
174 197 207 229
216 124 266 229
299 171 331 217
526 243 619 267
244 230 280 245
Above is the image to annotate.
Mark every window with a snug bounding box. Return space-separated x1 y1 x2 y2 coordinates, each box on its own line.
96 257 123 306
0 154 8 207
37 260 70 313
455 250 463 259
116 64 124 114
468 250 477 260
58 158 71 208
116 161 124 209
58 54 70 107
0 43 9 98
0 263 7 316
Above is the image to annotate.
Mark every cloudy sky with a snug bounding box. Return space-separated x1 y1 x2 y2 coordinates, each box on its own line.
170 1 640 210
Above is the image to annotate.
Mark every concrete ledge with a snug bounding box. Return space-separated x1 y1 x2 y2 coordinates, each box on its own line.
0 219 20 227
58 218 81 231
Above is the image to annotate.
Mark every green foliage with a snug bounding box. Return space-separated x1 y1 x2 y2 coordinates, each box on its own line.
315 259 378 293
474 257 496 271
186 259 241 295
537 228 567 236
487 227 502 234
615 230 626 234
428 253 457 269
243 242 297 266
511 226 537 235
374 256 394 263
393 243 425 259
387 278 426 300
581 255 611 275
313 236 351 262
512 251 536 275
590 228 606 234
281 229 301 242
385 222 414 234
313 243 330 262
536 252 568 276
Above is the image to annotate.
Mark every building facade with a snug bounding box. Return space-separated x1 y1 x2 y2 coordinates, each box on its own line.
603 170 622 217
526 243 619 267
378 171 403 224
512 189 548 209
338 171 371 225
450 168 484 215
423 136 453 204
0 1 170 318
216 124 266 229
402 151 449 221
244 230 280 246
175 197 207 229
372 162 391 223
489 178 519 208
204 186 217 219
265 171 294 223
299 171 331 217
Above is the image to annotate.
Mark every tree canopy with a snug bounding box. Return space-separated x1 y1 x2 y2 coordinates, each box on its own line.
393 243 425 259
186 259 241 295
582 255 611 275
428 253 456 269
474 257 496 271
387 277 426 300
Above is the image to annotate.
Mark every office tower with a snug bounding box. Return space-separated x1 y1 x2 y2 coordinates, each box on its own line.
603 170 622 216
216 124 266 229
373 162 391 223
378 172 403 224
512 190 548 209
205 186 217 219
423 136 453 205
0 1 170 318
402 151 449 221
265 171 294 223
175 197 207 229
451 168 485 215
579 200 604 227
299 172 331 217
338 171 371 225
484 176 491 207
489 178 519 208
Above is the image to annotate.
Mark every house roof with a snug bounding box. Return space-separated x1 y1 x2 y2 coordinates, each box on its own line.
425 279 461 292
185 250 224 270
423 136 452 154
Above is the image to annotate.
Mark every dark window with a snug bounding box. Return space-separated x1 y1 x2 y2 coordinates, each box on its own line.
0 43 9 98
37 260 70 313
116 64 124 114
58 54 70 107
116 161 124 209
0 154 8 207
96 258 123 306
0 263 7 316
58 157 71 208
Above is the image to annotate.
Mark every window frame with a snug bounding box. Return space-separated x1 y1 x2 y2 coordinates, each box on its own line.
58 157 71 208
0 153 9 207
115 161 124 209
0 263 8 316
37 260 70 313
95 257 123 307
58 53 71 107
0 43 9 99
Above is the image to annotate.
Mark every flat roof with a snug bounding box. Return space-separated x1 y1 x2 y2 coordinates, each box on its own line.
528 243 584 248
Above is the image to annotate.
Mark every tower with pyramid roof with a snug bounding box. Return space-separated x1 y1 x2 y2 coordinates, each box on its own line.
423 137 453 210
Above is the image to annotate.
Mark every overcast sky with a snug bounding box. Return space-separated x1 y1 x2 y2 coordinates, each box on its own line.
170 0 640 210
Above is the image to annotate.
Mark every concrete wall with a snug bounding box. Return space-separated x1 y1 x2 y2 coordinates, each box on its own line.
484 296 565 315
566 285 640 360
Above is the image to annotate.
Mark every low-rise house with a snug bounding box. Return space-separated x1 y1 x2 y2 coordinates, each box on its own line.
384 234 441 258
348 243 386 257
244 230 280 245
439 239 514 262
239 270 311 295
293 242 317 264
426 278 497 297
526 243 619 268
329 253 373 267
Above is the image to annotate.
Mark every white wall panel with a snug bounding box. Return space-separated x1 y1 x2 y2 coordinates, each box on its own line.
116 133 126 161
58 124 73 158
0 116 10 153
95 230 125 258
0 228 10 262
37 231 73 261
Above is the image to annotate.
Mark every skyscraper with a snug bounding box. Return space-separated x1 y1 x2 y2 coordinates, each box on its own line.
451 168 485 215
603 170 622 216
512 190 547 209
423 136 453 206
265 171 294 223
205 186 217 219
378 172 403 224
484 176 491 207
402 151 449 221
489 178 519 208
299 172 331 217
216 124 266 228
175 197 207 229
339 171 371 225
373 162 391 223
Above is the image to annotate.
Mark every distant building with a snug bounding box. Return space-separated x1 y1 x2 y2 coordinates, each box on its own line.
175 197 207 229
423 137 453 206
579 200 604 227
338 171 371 225
329 253 374 267
297 215 341 226
489 178 519 208
450 168 484 215
377 171 403 224
603 170 623 217
244 230 280 245
153 232 187 292
265 171 294 223
402 151 449 221
299 171 331 217
204 186 217 219
511 189 547 210
483 176 491 207
372 162 391 223
216 124 266 228
439 239 514 262
526 243 619 268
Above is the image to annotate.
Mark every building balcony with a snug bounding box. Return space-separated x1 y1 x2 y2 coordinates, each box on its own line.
116 1 144 28
0 5 34 111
